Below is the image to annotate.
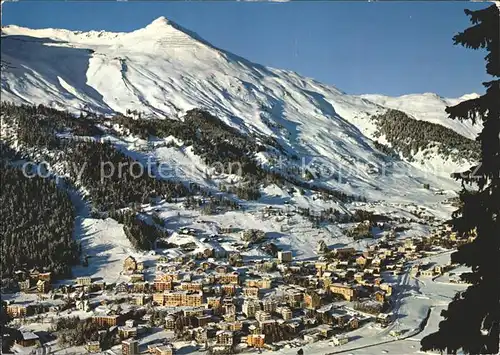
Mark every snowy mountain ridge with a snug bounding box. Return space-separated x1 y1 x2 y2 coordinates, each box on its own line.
0 17 481 214
361 92 481 140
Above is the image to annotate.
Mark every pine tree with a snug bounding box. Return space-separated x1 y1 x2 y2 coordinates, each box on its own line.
420 4 500 354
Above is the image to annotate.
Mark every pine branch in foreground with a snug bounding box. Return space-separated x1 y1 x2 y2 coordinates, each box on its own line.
420 4 500 354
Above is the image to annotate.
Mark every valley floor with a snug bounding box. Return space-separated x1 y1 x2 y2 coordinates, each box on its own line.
8 252 463 355
5 191 466 355
258 251 466 355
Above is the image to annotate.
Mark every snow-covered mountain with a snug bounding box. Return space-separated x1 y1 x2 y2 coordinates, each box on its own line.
361 92 482 140
0 17 480 214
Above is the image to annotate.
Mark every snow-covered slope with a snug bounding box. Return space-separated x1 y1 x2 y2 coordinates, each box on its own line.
360 93 482 140
0 17 480 207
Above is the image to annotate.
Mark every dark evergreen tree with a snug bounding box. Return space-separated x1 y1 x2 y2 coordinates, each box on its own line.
421 4 499 354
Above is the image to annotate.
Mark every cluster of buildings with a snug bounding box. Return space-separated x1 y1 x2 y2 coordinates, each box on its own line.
1 221 471 354
10 269 52 294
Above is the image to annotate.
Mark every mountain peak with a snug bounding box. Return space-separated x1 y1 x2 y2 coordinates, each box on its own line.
140 16 216 50
146 16 171 28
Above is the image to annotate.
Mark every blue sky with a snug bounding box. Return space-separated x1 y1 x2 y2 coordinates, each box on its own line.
2 1 490 97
